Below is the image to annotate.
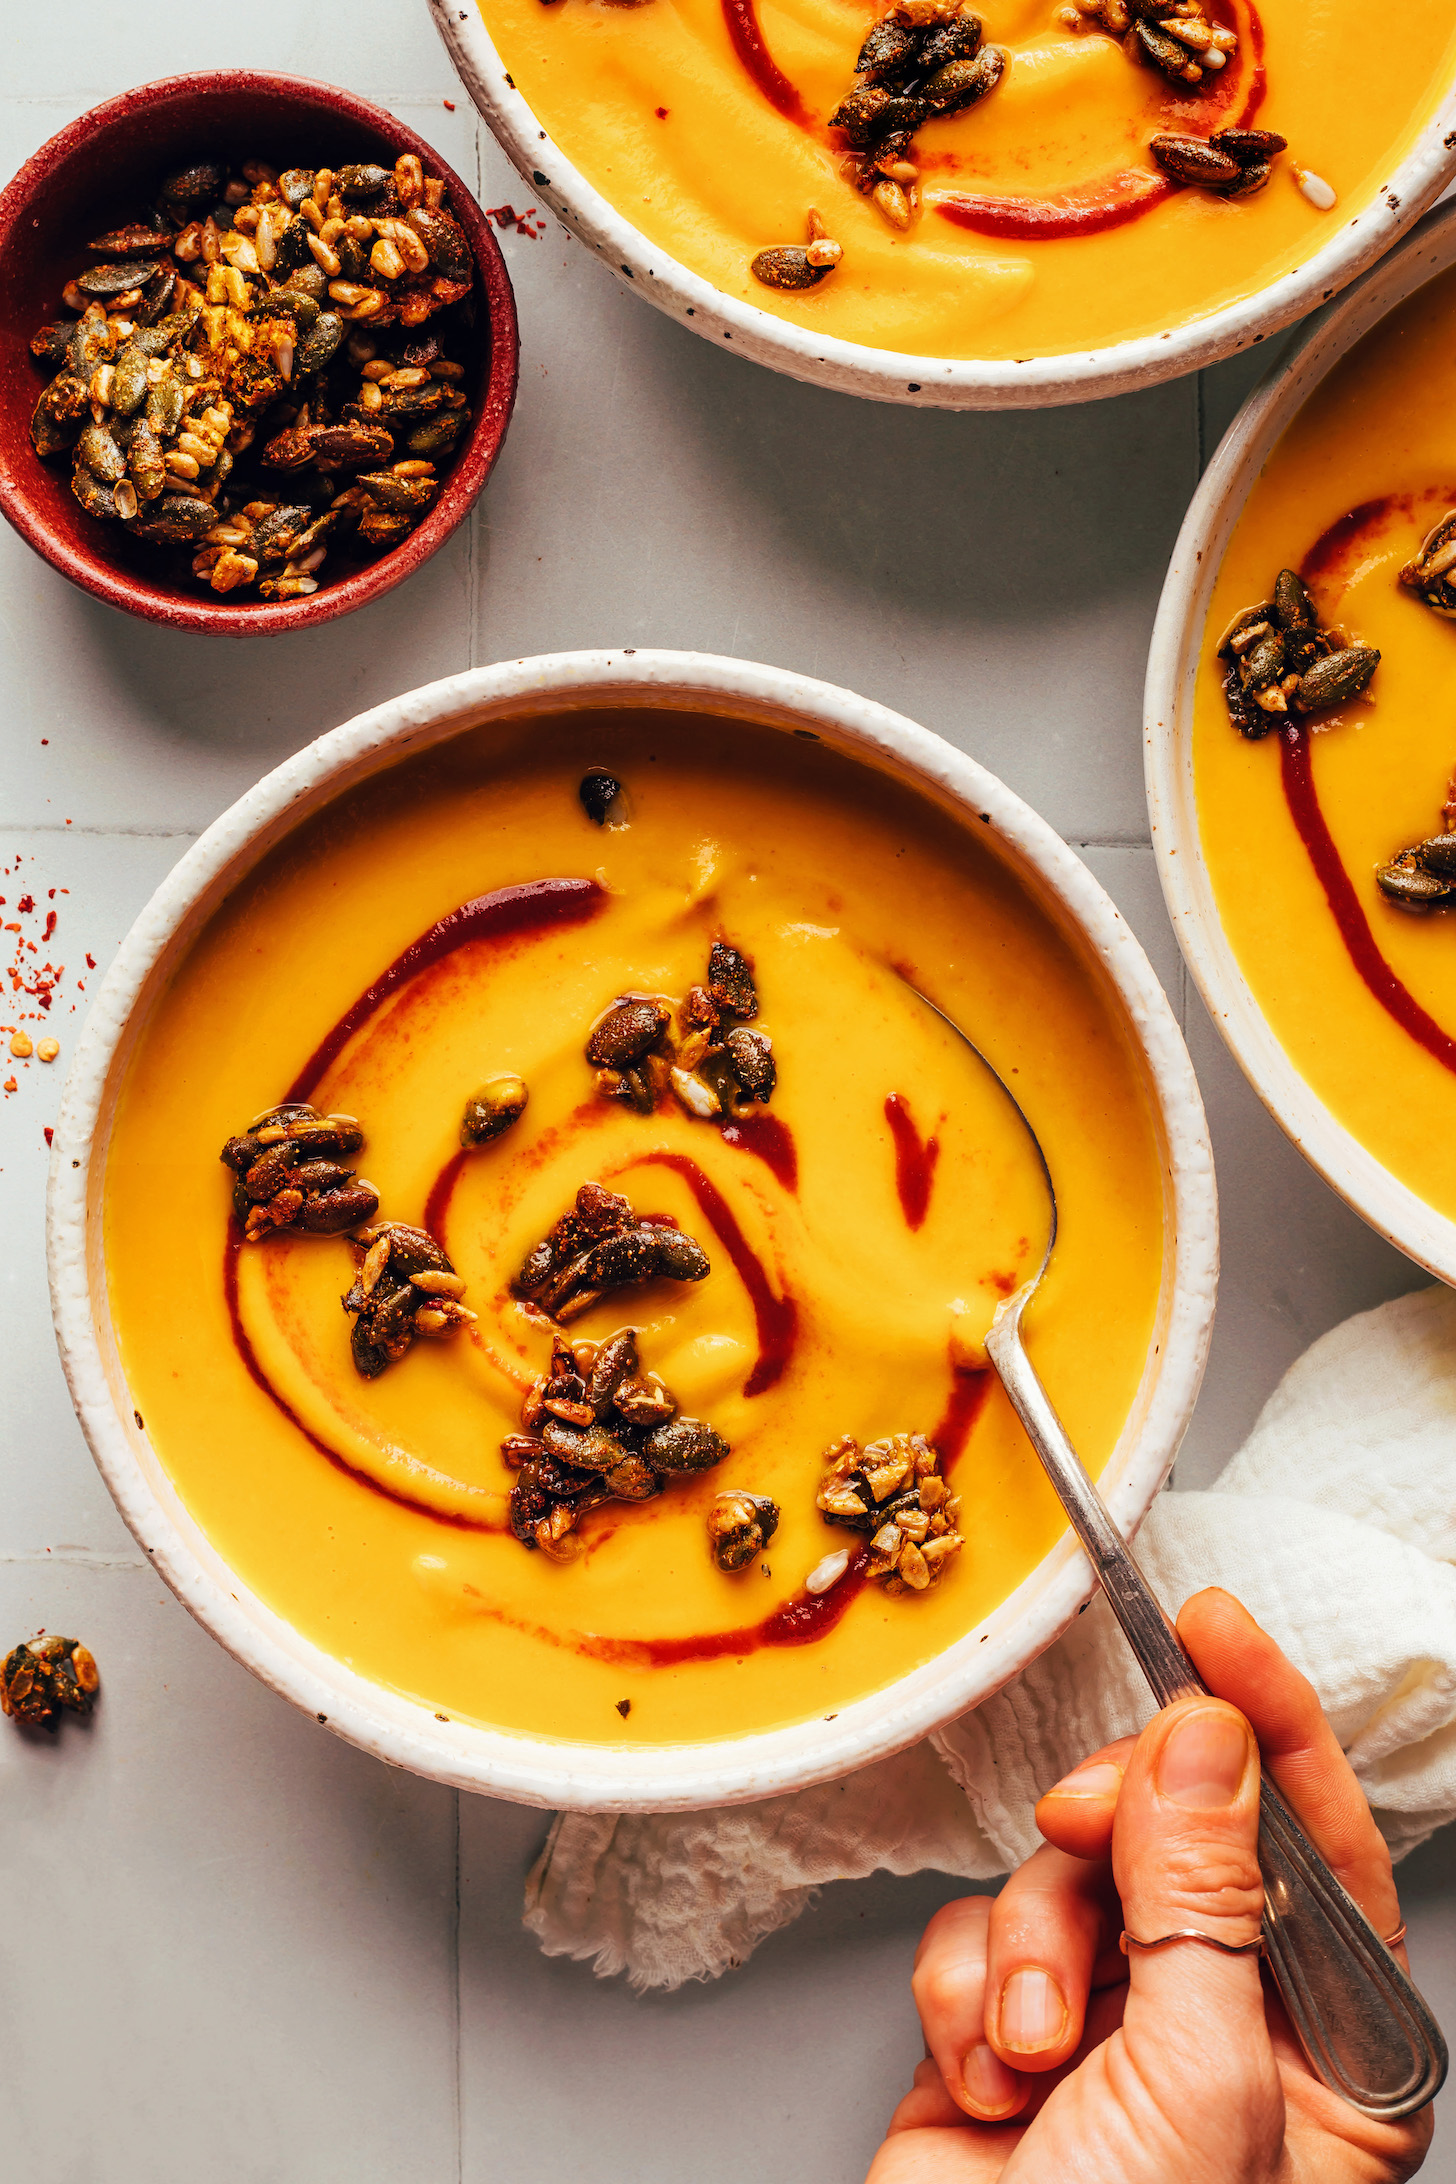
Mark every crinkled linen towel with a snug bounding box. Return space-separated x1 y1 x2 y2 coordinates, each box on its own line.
524 1285 1456 1992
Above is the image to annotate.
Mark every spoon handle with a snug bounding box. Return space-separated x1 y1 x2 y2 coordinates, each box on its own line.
986 1295 1448 2121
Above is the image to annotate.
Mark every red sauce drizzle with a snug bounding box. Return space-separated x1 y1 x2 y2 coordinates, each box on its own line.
638 1150 799 1395
424 1148 469 1240
222 1228 500 1531
885 1093 940 1230
1279 726 1456 1078
286 878 606 1104
938 169 1174 241
575 1548 870 1667
721 0 807 122
719 1107 799 1192
936 2 1263 243
1300 496 1403 588
574 1369 990 1666
932 1365 991 1474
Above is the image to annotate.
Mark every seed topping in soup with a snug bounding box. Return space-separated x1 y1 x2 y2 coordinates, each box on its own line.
475 0 1456 361
105 711 1164 1742
1195 260 1456 1219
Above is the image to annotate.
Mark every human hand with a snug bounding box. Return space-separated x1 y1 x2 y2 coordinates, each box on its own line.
867 1588 1432 2184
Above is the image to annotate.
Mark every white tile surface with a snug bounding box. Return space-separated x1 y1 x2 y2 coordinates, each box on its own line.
1 6 1451 2178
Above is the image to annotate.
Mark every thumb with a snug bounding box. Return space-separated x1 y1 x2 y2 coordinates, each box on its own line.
1112 1698 1282 2133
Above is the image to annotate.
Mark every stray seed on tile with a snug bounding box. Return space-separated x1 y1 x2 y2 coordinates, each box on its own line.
36 1038 60 1062
10 1031 33 1059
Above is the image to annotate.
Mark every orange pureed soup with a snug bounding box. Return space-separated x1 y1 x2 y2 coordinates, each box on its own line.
1195 262 1456 1220
106 712 1164 1743
477 0 1455 362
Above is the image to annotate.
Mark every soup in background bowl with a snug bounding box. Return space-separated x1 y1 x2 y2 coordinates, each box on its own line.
430 0 1456 405
52 653 1215 1808
1149 200 1456 1282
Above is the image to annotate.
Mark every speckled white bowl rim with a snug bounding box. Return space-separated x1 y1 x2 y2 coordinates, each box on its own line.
426 0 1456 413
49 651 1216 1812
1146 198 1456 1283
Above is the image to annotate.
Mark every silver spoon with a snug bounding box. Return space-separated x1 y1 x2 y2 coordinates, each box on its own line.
909 983 1448 2121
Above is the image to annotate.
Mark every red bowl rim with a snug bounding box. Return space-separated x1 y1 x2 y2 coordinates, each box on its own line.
0 71 519 637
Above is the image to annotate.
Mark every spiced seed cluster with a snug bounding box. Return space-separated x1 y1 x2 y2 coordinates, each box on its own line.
30 151 476 602
1219 568 1380 737
220 1102 379 1240
1375 762 1456 910
219 1103 474 1380
513 1181 712 1323
586 939 776 1122
2 1637 99 1732
832 1 1004 232
816 1431 963 1593
343 1223 476 1379
506 1325 731 1558
1400 511 1456 621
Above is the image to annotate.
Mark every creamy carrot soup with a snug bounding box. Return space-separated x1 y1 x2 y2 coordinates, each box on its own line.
106 712 1164 1742
1196 262 1456 1219
477 0 1456 361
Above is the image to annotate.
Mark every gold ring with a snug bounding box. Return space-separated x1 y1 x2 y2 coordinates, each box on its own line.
1121 1928 1264 1957
1385 1922 1408 1949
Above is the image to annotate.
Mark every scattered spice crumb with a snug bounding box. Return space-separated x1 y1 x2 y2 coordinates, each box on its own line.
656 107 670 118
133 1410 144 1431
4 1079 16 1094
615 1698 632 1718
485 202 547 238
443 98 456 110
43 1127 53 1148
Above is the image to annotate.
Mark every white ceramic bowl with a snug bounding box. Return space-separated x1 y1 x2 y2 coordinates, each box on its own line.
428 0 1456 412
1146 199 1456 1283
49 651 1216 1811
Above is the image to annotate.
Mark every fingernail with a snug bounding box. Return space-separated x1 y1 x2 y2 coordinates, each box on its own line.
1157 1707 1251 1810
1046 1760 1123 1799
960 2041 1021 2116
998 1966 1067 2054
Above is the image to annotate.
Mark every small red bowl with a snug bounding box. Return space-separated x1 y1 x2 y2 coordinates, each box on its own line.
0 72 518 636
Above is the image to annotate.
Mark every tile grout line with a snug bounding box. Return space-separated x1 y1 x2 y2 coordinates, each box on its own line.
0 824 202 838
0 1549 146 1568
452 1788 463 2184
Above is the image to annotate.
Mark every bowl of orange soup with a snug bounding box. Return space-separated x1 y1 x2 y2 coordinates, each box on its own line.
428 0 1456 408
1148 200 1456 1281
50 652 1214 1809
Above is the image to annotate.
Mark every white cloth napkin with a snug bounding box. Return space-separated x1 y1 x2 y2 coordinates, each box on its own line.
523 1285 1456 1991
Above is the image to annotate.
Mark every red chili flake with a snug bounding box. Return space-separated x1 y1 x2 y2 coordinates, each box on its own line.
17 896 33 915
656 106 669 118
42 912 56 942
85 954 95 970
485 203 546 238
43 1128 53 1147
443 98 456 109
3 1078 15 1094
47 889 54 899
